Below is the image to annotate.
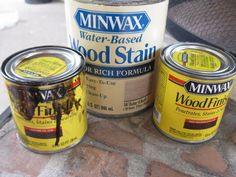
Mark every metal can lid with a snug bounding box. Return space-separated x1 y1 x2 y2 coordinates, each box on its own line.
161 43 236 80
1 46 85 86
75 0 165 6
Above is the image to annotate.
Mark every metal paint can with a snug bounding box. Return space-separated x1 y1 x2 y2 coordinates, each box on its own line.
1 46 87 153
65 0 169 117
153 43 236 143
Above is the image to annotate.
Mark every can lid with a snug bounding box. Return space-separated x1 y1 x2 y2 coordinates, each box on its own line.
76 0 165 6
161 43 236 80
1 46 85 86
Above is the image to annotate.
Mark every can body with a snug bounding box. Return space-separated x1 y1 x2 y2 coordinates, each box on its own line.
153 43 236 143
1 46 87 153
65 0 169 116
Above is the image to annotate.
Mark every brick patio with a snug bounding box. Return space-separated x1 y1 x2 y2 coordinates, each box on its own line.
0 102 236 177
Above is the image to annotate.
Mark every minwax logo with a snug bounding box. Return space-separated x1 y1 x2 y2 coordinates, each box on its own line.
184 80 232 95
75 9 150 33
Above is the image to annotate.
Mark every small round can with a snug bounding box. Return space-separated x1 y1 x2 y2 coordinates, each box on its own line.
153 43 236 143
1 46 87 153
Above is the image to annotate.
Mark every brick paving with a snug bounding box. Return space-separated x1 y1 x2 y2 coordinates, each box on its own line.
0 131 51 177
0 102 236 177
181 145 229 176
145 161 192 177
88 121 144 155
63 145 128 177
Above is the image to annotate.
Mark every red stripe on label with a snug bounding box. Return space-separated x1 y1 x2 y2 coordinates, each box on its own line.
169 75 186 86
24 126 63 139
68 79 80 90
176 103 225 111
185 117 218 124
184 117 218 130
24 126 58 133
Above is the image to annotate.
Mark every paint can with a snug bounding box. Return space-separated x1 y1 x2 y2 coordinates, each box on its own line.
153 43 236 143
1 46 87 153
65 0 169 117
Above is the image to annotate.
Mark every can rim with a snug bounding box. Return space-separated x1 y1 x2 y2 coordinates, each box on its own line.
161 42 236 80
1 46 86 86
74 0 166 6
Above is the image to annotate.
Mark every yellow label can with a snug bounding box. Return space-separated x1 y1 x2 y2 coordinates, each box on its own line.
1 46 87 153
153 43 236 143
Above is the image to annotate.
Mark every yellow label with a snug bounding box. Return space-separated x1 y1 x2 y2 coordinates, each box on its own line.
15 56 67 78
172 49 221 72
7 73 87 152
65 0 169 115
153 61 233 142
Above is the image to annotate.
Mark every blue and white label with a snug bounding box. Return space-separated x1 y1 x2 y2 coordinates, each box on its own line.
65 0 169 114
75 9 151 33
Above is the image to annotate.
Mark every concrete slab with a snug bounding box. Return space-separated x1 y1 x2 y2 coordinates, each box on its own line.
0 0 66 113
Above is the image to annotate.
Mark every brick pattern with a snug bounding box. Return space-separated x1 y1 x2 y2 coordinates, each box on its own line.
64 145 128 177
0 131 50 177
145 161 191 177
88 121 143 154
0 109 236 177
142 118 174 144
181 145 230 176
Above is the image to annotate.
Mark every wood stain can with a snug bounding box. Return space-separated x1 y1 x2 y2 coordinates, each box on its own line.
65 0 169 117
153 43 236 143
1 46 87 153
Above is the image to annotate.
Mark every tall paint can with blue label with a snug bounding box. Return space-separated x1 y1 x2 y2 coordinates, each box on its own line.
65 0 169 117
